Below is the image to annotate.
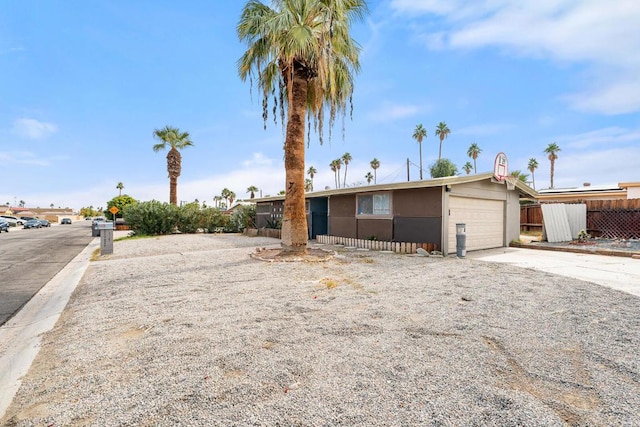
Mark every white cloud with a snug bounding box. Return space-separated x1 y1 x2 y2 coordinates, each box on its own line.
456 123 515 137
367 103 425 122
0 151 50 166
550 145 640 189
12 118 58 140
555 126 640 149
390 0 640 114
242 152 274 167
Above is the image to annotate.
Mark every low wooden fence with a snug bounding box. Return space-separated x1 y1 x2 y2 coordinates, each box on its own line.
245 228 281 239
316 235 439 254
520 199 640 239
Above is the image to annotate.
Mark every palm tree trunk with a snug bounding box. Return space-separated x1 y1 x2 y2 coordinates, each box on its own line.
343 166 348 188
169 175 178 206
473 158 477 174
281 67 308 253
419 143 423 180
550 158 555 189
532 172 536 190
438 140 443 161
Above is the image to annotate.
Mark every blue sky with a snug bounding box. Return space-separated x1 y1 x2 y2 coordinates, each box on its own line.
1 0 639 210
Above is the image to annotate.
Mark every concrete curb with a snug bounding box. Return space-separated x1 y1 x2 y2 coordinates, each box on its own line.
0 238 99 418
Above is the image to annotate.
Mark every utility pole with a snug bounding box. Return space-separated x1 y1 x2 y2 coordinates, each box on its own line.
407 158 410 181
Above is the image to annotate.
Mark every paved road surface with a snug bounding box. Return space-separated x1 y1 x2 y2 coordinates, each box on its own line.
0 221 93 326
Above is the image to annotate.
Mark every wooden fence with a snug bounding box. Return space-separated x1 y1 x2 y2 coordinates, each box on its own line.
316 235 439 254
520 199 640 239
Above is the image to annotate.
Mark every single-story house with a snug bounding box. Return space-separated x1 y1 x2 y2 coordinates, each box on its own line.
253 172 537 255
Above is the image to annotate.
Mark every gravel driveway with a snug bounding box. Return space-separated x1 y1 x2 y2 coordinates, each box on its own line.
2 234 639 426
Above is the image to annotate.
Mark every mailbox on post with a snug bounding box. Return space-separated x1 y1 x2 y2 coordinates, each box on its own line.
98 221 114 255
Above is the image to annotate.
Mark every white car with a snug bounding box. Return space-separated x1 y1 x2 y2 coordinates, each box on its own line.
0 215 21 226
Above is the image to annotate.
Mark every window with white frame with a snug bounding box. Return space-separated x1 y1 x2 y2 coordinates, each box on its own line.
357 192 391 216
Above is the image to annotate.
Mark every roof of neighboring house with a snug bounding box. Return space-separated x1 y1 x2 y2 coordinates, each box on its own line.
253 172 537 202
537 184 626 201
618 182 640 189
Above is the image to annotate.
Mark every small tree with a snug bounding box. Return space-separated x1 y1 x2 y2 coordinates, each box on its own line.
106 195 137 221
429 158 458 178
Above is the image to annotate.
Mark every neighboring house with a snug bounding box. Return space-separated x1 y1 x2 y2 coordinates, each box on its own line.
536 182 640 203
254 172 536 255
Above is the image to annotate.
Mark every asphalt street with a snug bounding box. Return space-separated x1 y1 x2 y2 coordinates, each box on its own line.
0 221 94 326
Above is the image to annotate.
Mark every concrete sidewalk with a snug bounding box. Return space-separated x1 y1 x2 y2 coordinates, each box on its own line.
0 237 100 418
467 247 640 298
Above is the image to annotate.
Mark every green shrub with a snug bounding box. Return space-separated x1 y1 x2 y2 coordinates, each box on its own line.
176 202 204 234
265 218 282 229
228 205 256 232
200 207 229 233
123 200 179 235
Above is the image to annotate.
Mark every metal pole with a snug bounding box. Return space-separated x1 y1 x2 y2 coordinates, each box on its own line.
407 158 410 181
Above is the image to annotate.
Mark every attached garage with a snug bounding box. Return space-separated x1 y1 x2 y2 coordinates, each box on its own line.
447 196 504 254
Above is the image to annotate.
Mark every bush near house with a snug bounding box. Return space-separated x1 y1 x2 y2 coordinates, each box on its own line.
123 201 256 236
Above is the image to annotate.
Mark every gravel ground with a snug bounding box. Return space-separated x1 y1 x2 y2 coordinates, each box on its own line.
2 233 640 426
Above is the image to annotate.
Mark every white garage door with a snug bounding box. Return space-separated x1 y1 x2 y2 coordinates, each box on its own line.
448 197 504 254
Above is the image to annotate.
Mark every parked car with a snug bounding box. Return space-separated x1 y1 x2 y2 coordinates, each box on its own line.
21 216 35 222
0 218 9 232
38 219 51 227
61 218 72 224
0 215 19 226
23 219 42 229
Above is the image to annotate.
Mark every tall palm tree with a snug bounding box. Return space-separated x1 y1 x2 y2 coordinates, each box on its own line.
247 185 259 199
466 143 481 173
307 166 317 191
116 182 124 196
341 152 352 187
365 171 374 184
153 125 194 206
335 158 342 188
304 178 313 192
228 191 236 207
527 158 539 190
435 121 450 160
221 188 232 208
544 142 561 189
330 160 339 189
370 158 380 184
462 162 473 175
213 195 222 208
412 124 427 180
238 0 367 254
